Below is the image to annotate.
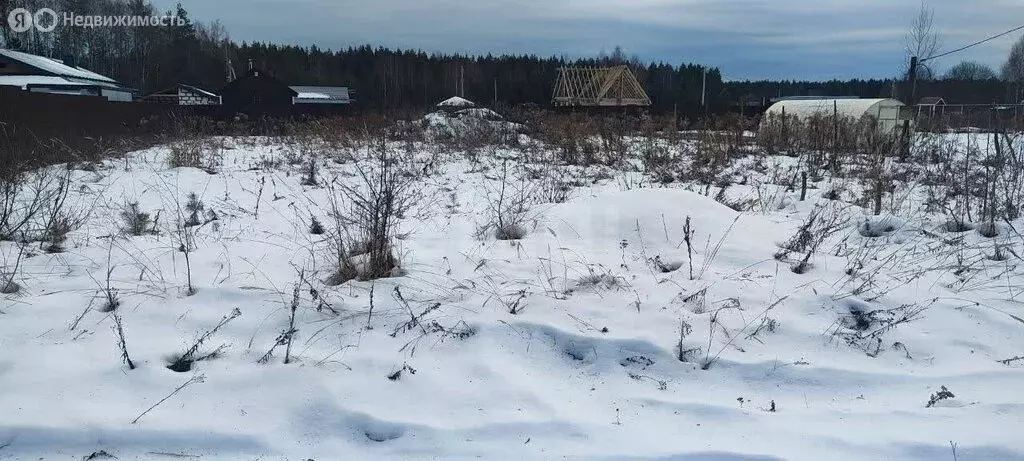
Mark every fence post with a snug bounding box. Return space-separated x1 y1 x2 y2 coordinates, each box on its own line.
800 172 807 201
832 100 838 150
874 183 883 216
781 106 788 152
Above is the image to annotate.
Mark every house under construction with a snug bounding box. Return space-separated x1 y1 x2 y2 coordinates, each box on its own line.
552 65 651 107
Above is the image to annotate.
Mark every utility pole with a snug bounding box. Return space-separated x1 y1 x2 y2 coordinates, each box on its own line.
908 56 919 105
225 57 236 83
701 67 707 112
493 77 497 106
900 56 918 161
460 65 465 98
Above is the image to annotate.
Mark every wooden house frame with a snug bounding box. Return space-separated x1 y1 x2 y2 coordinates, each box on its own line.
552 65 651 107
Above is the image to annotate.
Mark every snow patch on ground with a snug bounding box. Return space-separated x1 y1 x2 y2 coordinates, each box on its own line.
0 135 1021 460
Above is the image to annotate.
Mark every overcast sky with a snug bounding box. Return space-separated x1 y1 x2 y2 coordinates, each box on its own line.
152 0 1024 81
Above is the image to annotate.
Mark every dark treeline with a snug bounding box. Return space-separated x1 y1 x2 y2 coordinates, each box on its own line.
0 1 727 117
1 0 1020 118
237 43 728 118
0 0 728 116
729 79 1021 106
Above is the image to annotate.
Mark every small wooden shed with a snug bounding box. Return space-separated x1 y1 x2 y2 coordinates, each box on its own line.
916 97 945 117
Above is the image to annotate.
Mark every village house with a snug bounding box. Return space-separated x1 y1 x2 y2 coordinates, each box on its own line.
141 84 222 105
219 65 353 115
0 49 134 102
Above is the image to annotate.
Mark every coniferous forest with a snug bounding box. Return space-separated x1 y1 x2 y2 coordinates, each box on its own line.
2 0 1020 119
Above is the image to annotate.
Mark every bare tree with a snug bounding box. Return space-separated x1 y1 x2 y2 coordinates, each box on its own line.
905 1 942 77
945 61 997 80
1003 34 1024 82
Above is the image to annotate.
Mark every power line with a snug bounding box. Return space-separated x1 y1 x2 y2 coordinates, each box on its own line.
923 23 1024 62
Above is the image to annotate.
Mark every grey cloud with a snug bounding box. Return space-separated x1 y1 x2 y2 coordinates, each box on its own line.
152 0 1024 79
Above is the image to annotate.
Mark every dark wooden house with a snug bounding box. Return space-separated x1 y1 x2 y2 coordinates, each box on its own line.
219 68 297 115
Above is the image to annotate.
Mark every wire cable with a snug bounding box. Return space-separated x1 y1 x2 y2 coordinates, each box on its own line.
923 24 1024 62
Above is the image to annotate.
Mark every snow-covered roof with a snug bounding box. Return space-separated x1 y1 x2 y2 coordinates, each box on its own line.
437 96 475 107
0 75 123 90
0 75 77 89
764 98 904 120
0 49 117 83
290 86 351 104
296 92 331 99
180 84 219 98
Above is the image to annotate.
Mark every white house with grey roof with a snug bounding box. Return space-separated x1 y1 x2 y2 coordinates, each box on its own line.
142 83 221 105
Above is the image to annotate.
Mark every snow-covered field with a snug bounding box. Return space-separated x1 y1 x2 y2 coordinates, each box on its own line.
1 127 1023 460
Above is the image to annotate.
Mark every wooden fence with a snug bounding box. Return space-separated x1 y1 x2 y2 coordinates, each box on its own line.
913 103 1024 132
0 86 362 175
0 86 186 172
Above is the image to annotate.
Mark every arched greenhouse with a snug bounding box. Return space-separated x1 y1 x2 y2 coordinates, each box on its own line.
762 98 908 134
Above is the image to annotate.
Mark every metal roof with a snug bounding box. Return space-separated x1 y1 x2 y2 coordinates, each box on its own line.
0 49 118 84
289 86 351 104
0 75 77 89
0 75 127 90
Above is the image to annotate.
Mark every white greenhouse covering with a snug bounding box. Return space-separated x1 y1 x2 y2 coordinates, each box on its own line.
763 98 908 133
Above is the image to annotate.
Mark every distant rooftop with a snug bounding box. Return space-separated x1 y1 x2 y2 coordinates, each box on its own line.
289 85 351 104
179 84 219 99
0 49 118 84
437 96 475 107
918 97 945 105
